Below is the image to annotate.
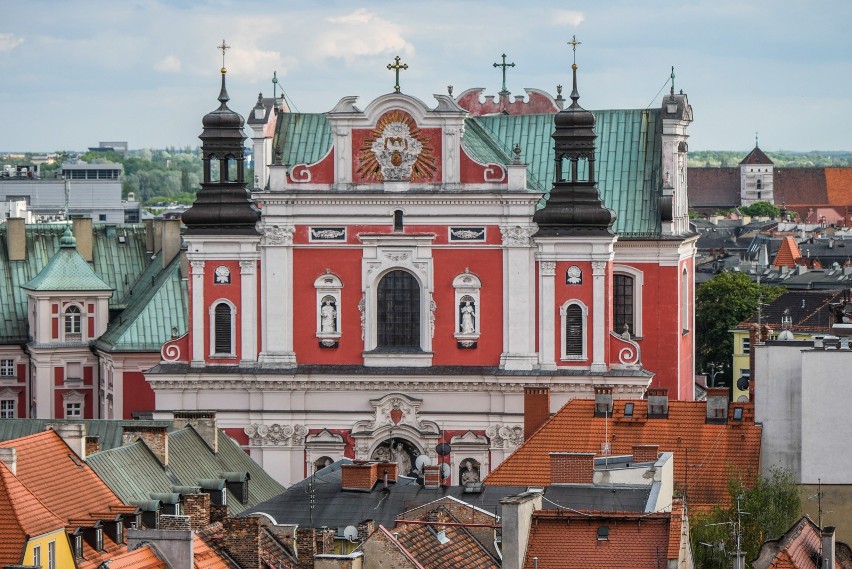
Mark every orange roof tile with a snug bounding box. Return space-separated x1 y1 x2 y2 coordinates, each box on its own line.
484 399 761 508
0 430 125 520
825 168 852 206
774 237 803 268
522 511 673 569
193 535 232 569
756 516 845 569
107 546 166 569
0 461 66 566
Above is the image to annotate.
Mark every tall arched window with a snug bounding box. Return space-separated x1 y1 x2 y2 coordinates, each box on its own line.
681 268 690 333
65 305 82 338
564 305 584 357
214 303 232 355
613 274 634 335
377 270 420 349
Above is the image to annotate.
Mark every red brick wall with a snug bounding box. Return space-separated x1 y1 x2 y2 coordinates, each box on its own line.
341 463 377 490
524 386 550 437
632 445 660 463
182 493 211 530
223 516 261 569
549 452 595 484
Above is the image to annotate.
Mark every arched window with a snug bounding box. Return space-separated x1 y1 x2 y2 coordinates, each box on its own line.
613 274 634 336
377 270 420 349
561 300 588 361
65 305 82 337
213 302 234 355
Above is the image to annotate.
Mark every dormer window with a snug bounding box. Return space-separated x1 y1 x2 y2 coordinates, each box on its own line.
74 535 83 559
65 305 82 340
95 528 103 551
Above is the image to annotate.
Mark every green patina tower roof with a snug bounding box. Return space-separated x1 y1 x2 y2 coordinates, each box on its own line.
22 226 113 292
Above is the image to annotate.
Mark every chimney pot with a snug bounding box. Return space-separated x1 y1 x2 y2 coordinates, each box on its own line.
122 425 169 466
549 452 595 484
6 218 26 261
0 447 17 475
705 388 730 423
172 411 218 453
593 386 613 417
524 386 551 436
632 444 660 463
822 527 836 569
646 388 669 418
49 423 87 459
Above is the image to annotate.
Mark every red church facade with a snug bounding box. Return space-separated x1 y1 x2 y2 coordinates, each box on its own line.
148 61 695 485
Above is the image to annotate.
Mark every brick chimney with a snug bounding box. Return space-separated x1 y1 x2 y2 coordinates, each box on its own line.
161 219 182 268
50 423 87 459
0 447 17 475
500 491 543 569
296 528 335 569
632 444 659 463
524 386 551 436
549 452 595 484
173 411 218 453
647 387 669 418
423 465 441 488
705 388 730 424
85 436 100 456
122 425 169 466
71 217 93 261
6 218 26 261
822 526 836 569
593 386 613 417
181 492 211 530
223 516 262 569
341 462 378 491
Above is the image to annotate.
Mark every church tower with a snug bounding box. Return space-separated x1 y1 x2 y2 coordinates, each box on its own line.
181 55 261 368
533 54 617 372
739 138 775 205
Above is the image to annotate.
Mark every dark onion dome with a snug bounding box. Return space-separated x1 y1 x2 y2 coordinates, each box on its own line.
182 69 260 235
534 63 616 237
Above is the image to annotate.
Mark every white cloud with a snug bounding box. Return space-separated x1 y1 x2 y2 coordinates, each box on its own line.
0 33 23 53
314 9 414 62
552 11 585 27
154 55 182 73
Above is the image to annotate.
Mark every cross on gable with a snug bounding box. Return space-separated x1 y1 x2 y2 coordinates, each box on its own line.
387 56 408 94
493 53 516 94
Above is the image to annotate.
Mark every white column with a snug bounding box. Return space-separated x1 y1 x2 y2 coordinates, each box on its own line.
259 225 297 366
591 260 608 372
538 261 557 370
500 226 537 370
189 260 205 367
240 260 258 364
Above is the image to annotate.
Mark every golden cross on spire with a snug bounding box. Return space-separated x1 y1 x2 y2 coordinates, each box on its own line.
218 39 230 73
568 35 581 66
387 56 408 93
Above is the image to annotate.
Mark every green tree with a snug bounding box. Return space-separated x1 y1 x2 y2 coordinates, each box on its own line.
691 468 800 568
739 201 780 218
695 271 784 385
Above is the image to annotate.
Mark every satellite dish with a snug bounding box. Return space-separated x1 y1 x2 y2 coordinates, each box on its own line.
440 463 451 479
343 526 358 541
415 455 432 470
435 442 452 456
736 376 750 391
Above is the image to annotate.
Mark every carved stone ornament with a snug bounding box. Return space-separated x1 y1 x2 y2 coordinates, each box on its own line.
500 225 535 247
261 224 295 246
239 260 255 273
351 393 440 437
430 294 437 339
566 265 582 285
214 265 231 284
485 424 524 449
591 260 608 276
190 260 205 274
244 423 308 447
540 261 556 276
358 294 366 340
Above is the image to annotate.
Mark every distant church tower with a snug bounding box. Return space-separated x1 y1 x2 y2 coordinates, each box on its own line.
181 62 262 367
740 137 774 205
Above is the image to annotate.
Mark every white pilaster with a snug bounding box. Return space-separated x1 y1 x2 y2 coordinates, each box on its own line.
500 226 537 370
537 261 557 370
591 260 608 372
259 225 297 366
240 260 258 364
189 260 205 367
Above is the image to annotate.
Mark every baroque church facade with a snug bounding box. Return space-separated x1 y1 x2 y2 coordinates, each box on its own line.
147 59 696 485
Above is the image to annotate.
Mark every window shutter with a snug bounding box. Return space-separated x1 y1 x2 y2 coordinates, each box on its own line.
565 305 583 356
214 304 232 354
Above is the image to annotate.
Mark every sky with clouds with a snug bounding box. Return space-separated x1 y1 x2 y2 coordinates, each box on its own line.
1 0 850 152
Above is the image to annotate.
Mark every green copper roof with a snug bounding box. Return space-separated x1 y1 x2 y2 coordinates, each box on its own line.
95 253 188 353
0 419 172 450
273 107 663 236
468 109 663 236
0 224 154 343
23 232 113 292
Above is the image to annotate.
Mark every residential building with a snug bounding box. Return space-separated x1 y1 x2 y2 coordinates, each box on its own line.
752 516 852 569
148 54 697 486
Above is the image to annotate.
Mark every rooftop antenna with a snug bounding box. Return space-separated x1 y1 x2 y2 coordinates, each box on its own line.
669 66 676 100
808 478 823 530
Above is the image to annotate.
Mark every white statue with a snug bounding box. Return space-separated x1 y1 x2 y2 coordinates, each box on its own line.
391 442 412 475
320 299 337 333
460 301 476 334
461 460 480 484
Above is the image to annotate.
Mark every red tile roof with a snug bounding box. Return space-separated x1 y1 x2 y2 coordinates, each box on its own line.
484 398 761 508
521 510 676 569
775 169 829 207
0 461 66 566
107 546 166 569
825 168 852 206
740 147 774 165
0 430 125 520
753 515 849 569
688 167 741 208
774 237 803 268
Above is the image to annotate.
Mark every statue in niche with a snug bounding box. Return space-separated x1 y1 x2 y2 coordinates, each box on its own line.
391 441 412 476
459 298 476 334
320 297 337 333
460 459 481 485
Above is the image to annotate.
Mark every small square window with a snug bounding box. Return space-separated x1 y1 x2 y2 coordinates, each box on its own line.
98 214 107 221
0 359 14 376
733 407 744 421
597 526 610 541
65 401 82 418
0 400 15 419
623 402 634 417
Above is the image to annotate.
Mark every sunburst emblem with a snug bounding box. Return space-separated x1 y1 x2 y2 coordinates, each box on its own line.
357 110 437 182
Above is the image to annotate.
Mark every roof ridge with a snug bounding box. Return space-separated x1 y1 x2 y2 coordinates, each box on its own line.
0 460 66 538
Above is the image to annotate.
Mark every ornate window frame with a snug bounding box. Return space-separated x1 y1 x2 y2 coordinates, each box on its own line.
612 264 644 337
64 303 83 342
0 388 19 418
209 299 237 358
360 235 435 367
314 271 343 347
560 299 588 361
452 270 482 346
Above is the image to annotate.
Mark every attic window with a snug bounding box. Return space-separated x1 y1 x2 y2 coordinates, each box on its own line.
117 235 126 244
74 535 83 558
733 407 744 421
624 402 634 417
597 526 610 541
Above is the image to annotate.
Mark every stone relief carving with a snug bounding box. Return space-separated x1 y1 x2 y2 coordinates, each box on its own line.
485 424 524 449
239 260 255 273
358 294 366 340
591 260 608 276
190 260 205 273
429 294 437 339
244 423 308 447
261 224 295 246
351 393 440 436
500 225 535 246
540 261 556 276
